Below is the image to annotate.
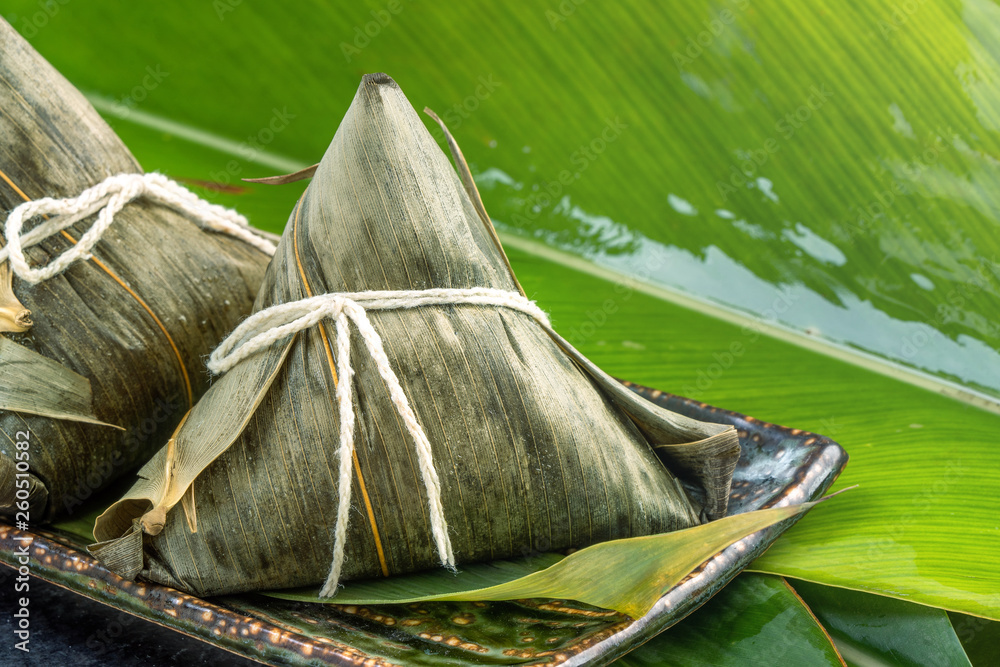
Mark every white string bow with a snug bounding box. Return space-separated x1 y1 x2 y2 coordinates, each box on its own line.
209 287 551 596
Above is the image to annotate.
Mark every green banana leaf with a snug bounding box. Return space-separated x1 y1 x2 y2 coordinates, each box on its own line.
616 574 845 666
791 579 972 667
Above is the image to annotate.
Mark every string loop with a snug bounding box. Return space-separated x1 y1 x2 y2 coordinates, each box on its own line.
1 172 276 284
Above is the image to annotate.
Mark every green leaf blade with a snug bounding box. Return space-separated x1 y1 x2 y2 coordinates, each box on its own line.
615 574 846 666
948 612 1000 667
750 444 1000 620
790 579 973 667
267 499 828 619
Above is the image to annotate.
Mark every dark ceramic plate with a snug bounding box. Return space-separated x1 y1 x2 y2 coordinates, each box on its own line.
0 383 847 666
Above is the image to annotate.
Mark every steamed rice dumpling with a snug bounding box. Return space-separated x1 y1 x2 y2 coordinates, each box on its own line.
0 18 273 521
92 73 740 597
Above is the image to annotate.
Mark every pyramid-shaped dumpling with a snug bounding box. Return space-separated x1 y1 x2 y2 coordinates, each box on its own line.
93 74 739 596
0 18 272 522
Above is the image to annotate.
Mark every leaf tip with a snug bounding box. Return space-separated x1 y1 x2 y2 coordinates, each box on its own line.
140 506 166 536
0 263 32 332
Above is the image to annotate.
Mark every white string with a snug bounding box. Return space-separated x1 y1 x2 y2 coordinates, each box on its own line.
207 287 551 596
0 172 276 284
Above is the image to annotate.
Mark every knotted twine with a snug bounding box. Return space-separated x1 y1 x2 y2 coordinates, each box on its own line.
208 287 552 597
0 172 276 284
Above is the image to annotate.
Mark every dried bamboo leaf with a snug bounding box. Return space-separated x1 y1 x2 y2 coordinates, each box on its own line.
92 334 294 546
0 18 270 520
419 110 742 511
242 164 319 185
0 453 47 517
546 327 741 519
0 263 31 333
93 73 741 599
89 518 144 580
421 107 741 511
422 107 524 296
180 481 197 533
0 336 119 428
652 437 741 521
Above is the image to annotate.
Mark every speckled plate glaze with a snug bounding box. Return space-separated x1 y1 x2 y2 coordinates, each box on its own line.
0 383 847 666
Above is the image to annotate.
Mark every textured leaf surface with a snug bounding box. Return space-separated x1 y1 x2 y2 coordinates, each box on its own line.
0 336 114 428
791 579 972 667
11 0 1000 401
948 612 1000 667
616 574 845 666
267 500 825 619
69 114 1000 619
0 20 270 521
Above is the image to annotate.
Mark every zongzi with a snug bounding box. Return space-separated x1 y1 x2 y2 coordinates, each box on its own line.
0 18 274 521
93 73 740 597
